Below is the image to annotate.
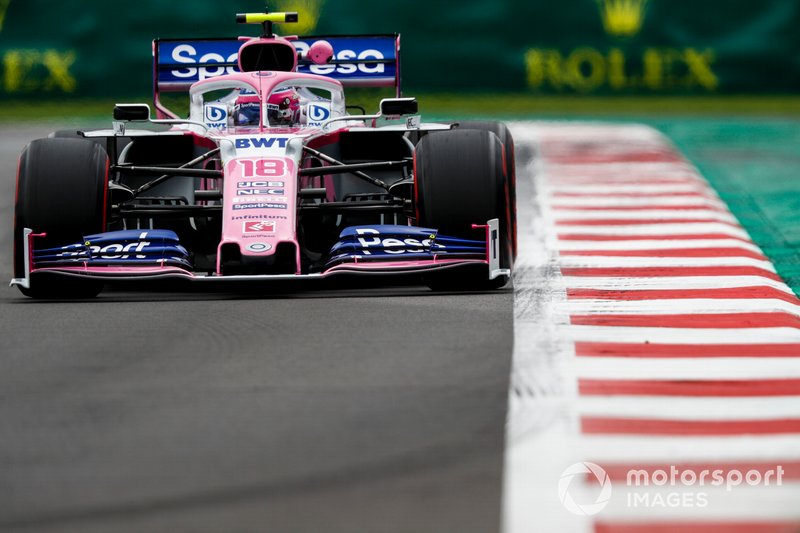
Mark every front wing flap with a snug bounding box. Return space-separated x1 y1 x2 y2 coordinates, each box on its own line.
323 224 487 269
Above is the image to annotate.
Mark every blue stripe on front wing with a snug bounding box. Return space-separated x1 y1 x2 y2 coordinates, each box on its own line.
33 230 191 268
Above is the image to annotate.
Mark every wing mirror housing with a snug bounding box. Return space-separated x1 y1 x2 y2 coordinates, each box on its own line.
113 103 151 121
380 98 418 116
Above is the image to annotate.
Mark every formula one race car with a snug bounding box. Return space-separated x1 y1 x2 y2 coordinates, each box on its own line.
11 10 516 298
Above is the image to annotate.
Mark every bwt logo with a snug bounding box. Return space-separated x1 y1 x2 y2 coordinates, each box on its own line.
235 137 289 149
170 45 238 80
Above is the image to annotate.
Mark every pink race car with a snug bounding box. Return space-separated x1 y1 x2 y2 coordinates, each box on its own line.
11 10 515 298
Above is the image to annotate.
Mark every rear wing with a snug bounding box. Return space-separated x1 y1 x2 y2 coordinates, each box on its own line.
153 34 401 118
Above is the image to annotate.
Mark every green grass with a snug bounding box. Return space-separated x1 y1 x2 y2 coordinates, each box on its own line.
653 118 800 295
0 99 124 125
420 95 800 119
5 95 800 123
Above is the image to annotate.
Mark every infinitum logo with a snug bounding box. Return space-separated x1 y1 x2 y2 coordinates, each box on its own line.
597 0 649 38
558 462 613 516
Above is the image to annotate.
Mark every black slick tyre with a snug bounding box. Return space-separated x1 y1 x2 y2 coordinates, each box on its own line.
14 138 109 298
414 129 511 291
450 120 517 260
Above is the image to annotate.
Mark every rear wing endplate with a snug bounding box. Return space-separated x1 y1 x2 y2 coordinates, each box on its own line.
153 34 401 118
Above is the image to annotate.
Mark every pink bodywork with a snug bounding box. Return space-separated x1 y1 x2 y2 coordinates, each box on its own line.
219 155 299 273
188 70 343 273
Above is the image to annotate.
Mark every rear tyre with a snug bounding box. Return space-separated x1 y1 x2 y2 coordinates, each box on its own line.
450 121 517 260
14 138 109 298
414 129 511 291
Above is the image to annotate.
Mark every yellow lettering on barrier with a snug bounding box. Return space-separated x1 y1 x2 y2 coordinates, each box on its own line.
524 49 544 88
42 50 76 92
607 48 628 90
642 48 663 89
566 47 605 92
2 49 77 93
525 49 566 90
663 48 686 88
684 48 718 90
3 50 39 92
524 46 718 93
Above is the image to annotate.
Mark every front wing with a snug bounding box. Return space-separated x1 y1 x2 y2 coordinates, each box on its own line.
11 220 509 288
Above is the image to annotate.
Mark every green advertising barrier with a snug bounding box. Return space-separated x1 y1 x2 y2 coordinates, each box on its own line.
0 0 798 99
517 0 800 94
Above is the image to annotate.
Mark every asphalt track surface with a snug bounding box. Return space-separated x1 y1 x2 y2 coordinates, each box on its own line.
0 126 514 532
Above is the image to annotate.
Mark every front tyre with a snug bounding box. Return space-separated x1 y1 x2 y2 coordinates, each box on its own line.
414 129 512 291
450 121 517 260
14 138 109 298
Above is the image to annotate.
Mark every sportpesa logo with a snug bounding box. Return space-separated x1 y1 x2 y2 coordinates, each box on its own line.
59 239 152 260
169 44 386 81
355 228 445 255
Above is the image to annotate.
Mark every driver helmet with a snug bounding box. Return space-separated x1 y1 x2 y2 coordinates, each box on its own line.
266 88 301 126
233 93 261 127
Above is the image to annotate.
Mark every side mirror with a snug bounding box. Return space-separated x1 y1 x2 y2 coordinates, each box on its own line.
380 98 418 116
113 103 151 121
